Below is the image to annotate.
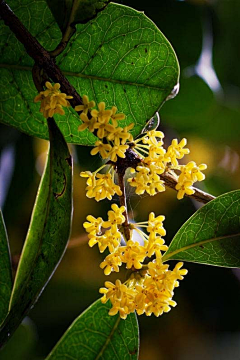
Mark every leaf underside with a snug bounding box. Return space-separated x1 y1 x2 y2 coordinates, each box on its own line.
0 1 179 145
163 190 240 267
46 299 139 360
0 119 72 345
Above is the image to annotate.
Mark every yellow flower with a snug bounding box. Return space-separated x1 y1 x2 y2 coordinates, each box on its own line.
91 102 112 122
128 165 165 196
78 113 97 132
143 130 164 146
103 203 126 227
147 212 166 237
109 144 129 162
34 82 72 118
94 119 115 139
100 250 122 275
165 138 190 166
75 95 95 114
107 127 131 146
90 141 112 159
175 180 195 200
179 161 207 183
121 240 147 269
110 106 126 127
83 215 103 234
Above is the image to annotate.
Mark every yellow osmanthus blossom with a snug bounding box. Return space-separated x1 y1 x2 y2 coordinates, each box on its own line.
110 106 126 127
75 95 95 114
165 138 190 166
34 81 72 118
175 180 195 200
91 102 112 122
80 168 122 202
78 113 97 132
90 141 112 159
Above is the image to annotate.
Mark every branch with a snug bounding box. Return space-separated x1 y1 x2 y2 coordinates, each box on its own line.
159 171 215 204
0 0 83 107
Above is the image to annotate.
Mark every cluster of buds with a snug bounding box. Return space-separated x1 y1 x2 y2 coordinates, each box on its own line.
34 82 72 118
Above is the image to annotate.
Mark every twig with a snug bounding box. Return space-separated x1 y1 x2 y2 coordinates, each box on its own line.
159 171 215 204
0 0 83 107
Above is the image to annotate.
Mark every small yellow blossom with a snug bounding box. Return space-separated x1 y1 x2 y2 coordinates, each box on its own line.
103 204 126 227
179 161 207 183
109 144 129 162
34 82 72 118
91 102 112 122
75 95 95 114
147 212 166 237
110 106 126 127
94 118 115 139
83 215 103 234
100 250 122 275
175 180 195 200
121 240 147 269
90 141 112 159
78 113 97 132
165 138 190 166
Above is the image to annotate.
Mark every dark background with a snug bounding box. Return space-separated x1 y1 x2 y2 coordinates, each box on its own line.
1 0 240 359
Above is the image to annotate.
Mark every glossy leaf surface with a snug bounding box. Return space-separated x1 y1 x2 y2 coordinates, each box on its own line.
162 190 240 267
46 299 139 360
0 119 72 346
0 210 12 325
0 1 179 144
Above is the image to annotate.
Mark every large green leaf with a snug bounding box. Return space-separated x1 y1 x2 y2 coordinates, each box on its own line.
46 299 139 360
0 1 179 145
0 118 72 347
0 210 12 326
162 190 240 267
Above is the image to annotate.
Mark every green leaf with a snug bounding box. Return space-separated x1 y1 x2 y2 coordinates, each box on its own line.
46 299 139 360
0 210 12 325
162 190 240 267
46 0 110 35
0 118 72 346
0 1 179 145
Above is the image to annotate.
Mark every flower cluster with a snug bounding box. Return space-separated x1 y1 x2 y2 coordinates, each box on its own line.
83 205 188 319
34 82 72 118
100 260 187 318
34 87 207 319
129 133 207 199
76 99 134 162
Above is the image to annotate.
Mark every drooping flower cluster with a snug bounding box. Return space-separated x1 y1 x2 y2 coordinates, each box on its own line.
34 82 72 118
84 205 188 319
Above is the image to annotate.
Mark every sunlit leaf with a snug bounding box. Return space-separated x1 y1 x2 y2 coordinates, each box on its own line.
46 299 139 360
0 119 72 346
0 1 179 144
162 190 240 267
0 210 12 325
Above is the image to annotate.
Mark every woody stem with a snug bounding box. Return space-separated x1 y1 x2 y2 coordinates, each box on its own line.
117 171 131 242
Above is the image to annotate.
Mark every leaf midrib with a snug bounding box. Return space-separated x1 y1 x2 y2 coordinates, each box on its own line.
0 63 173 91
162 232 240 262
95 315 120 360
